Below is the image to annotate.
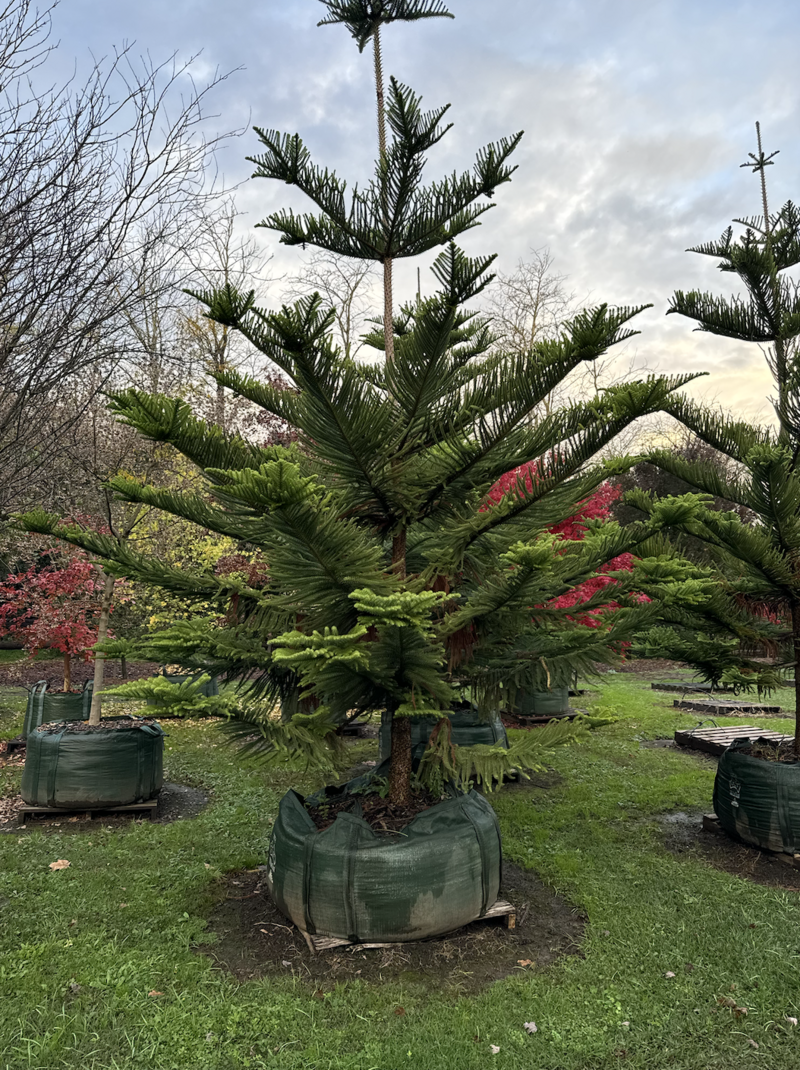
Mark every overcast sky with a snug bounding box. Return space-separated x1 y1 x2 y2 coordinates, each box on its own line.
56 0 800 421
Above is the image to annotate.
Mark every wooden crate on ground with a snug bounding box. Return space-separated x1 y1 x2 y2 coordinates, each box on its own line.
675 725 791 756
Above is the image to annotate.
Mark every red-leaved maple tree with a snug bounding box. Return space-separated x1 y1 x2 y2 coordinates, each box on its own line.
486 463 641 628
0 545 106 691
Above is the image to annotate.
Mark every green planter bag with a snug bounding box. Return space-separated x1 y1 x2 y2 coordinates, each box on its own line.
378 704 508 761
267 769 502 942
23 681 92 737
714 737 800 854
21 717 165 809
513 686 570 718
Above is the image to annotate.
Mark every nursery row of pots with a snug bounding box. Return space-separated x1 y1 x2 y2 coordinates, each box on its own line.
18 678 799 943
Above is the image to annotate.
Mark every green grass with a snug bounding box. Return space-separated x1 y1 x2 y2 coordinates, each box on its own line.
1 677 800 1069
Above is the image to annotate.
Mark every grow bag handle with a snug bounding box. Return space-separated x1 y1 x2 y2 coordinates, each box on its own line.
45 729 65 809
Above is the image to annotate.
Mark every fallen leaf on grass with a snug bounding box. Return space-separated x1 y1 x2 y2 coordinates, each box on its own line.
665 971 676 978
489 1045 500 1054
717 997 737 1008
517 959 533 968
49 859 70 870
281 960 292 967
733 1006 749 1019
747 1039 759 1049
394 1007 406 1017
523 1022 537 1034
786 1016 798 1027
147 991 163 997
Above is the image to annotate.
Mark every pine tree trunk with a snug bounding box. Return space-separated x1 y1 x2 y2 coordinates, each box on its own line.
63 652 71 693
389 713 412 806
373 29 394 368
388 525 413 804
793 602 800 755
89 571 116 726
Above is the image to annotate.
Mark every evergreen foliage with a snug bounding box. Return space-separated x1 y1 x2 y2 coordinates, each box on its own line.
640 125 800 738
16 5 710 801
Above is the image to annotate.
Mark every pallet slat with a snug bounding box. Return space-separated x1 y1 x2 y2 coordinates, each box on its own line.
674 698 781 716
675 725 791 756
298 899 516 953
18 799 158 821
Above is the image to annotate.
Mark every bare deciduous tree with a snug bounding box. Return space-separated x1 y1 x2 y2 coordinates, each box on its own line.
0 0 241 511
282 250 378 359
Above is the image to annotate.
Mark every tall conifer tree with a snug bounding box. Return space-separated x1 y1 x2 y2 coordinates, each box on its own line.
20 3 702 803
633 125 800 746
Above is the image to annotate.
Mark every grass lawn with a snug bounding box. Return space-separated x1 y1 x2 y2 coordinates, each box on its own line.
1 674 800 1069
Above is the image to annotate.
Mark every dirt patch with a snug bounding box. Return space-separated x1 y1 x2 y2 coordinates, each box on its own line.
0 781 208 833
659 809 800 891
203 861 584 992
609 658 688 677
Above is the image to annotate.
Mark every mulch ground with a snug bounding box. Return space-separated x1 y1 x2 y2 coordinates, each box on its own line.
204 860 585 992
0 658 158 692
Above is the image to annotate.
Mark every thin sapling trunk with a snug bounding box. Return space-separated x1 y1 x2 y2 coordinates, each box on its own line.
89 570 115 725
63 652 71 693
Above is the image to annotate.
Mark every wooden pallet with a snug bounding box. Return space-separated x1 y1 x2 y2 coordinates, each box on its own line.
674 725 791 756
298 898 516 953
18 799 158 823
652 681 733 694
674 698 782 717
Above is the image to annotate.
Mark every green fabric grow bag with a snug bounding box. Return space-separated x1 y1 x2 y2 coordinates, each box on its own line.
378 704 508 761
513 687 570 718
266 774 502 942
714 738 800 854
23 681 92 737
21 717 165 809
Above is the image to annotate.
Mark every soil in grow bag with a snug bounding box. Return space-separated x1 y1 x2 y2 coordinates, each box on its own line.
378 703 507 761
21 716 165 809
714 736 800 854
265 755 503 943
23 681 92 737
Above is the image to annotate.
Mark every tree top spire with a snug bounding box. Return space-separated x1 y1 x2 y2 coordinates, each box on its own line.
317 0 454 52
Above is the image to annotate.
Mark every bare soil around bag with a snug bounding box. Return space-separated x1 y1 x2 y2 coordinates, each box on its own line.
204 860 584 992
0 781 207 832
658 809 800 891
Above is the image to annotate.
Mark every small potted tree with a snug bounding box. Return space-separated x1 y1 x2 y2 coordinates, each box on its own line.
0 544 102 735
0 542 164 809
18 1 701 935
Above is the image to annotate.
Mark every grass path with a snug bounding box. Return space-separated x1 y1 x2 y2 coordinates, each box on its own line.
1 676 799 1069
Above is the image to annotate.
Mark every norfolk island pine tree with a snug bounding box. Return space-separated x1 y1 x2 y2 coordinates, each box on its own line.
19 0 707 806
627 124 800 745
